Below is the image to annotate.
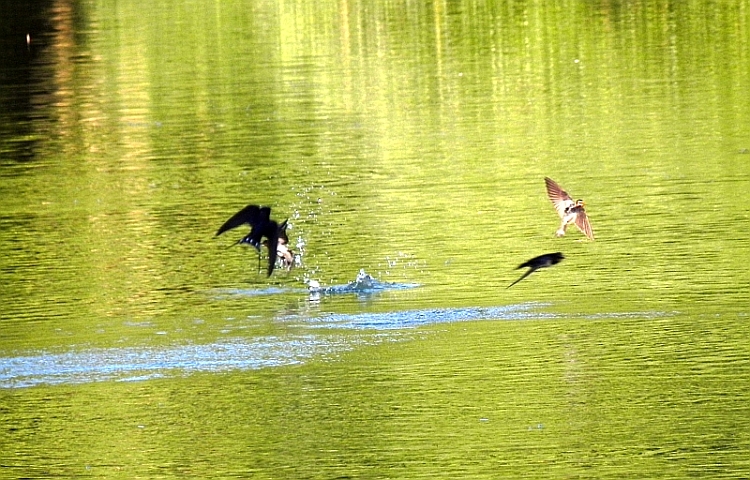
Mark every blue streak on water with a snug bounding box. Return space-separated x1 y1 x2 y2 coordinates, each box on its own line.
0 302 673 388
0 336 352 389
282 303 549 330
212 287 306 297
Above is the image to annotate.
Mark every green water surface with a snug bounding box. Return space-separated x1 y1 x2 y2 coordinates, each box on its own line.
1 0 749 477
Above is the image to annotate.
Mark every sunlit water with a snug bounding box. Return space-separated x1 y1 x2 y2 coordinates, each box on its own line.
2 0 750 477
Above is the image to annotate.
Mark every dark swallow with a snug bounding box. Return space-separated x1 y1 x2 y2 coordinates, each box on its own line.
545 177 594 240
507 252 564 288
216 205 294 276
262 219 295 270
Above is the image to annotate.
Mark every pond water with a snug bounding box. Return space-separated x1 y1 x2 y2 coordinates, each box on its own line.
1 0 750 477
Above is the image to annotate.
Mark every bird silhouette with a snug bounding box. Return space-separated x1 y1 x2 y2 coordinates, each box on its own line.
216 205 293 276
262 219 295 270
545 177 594 240
507 252 565 288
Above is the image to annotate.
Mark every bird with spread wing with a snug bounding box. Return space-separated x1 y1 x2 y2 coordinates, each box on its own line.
544 177 594 240
216 205 294 276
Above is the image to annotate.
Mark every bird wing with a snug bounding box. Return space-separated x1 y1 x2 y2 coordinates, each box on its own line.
574 210 595 240
517 252 561 270
265 221 279 276
258 206 272 224
216 205 261 236
277 219 289 245
516 258 533 269
544 177 574 219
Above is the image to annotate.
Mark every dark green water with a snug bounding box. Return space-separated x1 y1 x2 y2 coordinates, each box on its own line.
1 0 749 477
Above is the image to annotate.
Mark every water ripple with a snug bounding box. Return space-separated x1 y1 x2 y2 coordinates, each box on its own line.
282 303 548 330
0 336 350 389
0 305 672 388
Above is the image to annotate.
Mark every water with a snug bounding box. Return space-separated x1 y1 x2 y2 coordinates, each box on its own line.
2 0 750 477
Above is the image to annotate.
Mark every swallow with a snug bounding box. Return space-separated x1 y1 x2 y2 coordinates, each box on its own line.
507 252 564 288
216 205 294 276
545 177 594 240
262 219 295 269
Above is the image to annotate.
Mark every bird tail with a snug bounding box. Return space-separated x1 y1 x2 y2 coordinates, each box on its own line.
507 268 535 289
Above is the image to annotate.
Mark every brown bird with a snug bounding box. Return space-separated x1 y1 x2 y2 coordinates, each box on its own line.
216 205 294 276
544 177 594 240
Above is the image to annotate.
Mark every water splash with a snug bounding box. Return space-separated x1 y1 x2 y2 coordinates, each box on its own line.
307 269 418 300
213 269 418 300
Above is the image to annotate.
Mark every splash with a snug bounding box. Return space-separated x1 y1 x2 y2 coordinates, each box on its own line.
213 269 418 300
307 269 418 300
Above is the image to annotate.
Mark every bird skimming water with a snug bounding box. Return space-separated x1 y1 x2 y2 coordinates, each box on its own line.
507 252 565 288
545 177 594 240
216 205 294 276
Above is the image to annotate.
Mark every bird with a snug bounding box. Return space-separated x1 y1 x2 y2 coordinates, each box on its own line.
215 205 294 276
262 219 295 269
507 252 564 288
545 177 594 240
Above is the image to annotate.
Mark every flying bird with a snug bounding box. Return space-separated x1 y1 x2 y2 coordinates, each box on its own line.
216 205 294 276
545 177 594 240
262 219 295 270
507 252 565 288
